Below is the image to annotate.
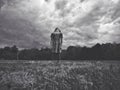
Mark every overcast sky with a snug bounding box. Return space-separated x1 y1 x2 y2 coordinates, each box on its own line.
0 0 120 49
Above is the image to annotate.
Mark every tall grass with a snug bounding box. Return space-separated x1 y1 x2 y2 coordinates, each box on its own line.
0 61 119 90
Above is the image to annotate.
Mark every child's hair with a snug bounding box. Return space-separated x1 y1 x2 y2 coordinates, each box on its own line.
54 27 61 32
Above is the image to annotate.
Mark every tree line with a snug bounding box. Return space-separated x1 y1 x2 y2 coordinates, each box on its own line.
64 43 120 60
0 43 120 60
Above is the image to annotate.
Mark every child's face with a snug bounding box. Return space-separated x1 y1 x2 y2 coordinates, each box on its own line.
56 29 59 32
55 28 60 32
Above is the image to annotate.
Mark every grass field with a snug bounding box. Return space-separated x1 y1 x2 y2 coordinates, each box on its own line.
0 60 120 90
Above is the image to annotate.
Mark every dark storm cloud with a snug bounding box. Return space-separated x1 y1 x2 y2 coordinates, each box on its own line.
0 15 47 48
80 0 85 2
74 1 107 27
44 0 50 2
55 0 67 10
0 0 49 48
0 0 4 9
111 1 120 20
0 0 120 48
55 0 69 17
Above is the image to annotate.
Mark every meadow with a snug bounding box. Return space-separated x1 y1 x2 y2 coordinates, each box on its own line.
0 60 120 90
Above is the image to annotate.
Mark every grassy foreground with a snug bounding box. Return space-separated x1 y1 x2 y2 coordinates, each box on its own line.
0 60 120 90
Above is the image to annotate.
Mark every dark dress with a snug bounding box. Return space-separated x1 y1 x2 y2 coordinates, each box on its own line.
51 32 63 54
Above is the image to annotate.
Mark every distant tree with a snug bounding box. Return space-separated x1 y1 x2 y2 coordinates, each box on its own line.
91 43 103 60
11 45 18 53
0 43 120 60
11 45 18 60
80 46 90 60
40 48 51 60
66 46 77 60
